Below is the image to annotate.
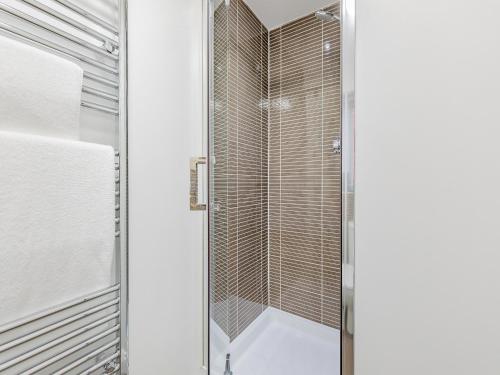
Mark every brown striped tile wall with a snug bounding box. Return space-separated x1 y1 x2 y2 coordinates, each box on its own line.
212 0 269 341
268 4 342 329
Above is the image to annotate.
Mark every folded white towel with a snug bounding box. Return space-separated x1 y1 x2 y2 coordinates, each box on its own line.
0 35 83 140
0 131 116 325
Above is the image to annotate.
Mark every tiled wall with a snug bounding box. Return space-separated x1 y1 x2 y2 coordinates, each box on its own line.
212 0 269 341
268 4 342 329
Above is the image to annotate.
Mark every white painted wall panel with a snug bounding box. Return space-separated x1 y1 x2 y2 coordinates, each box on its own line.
128 0 206 373
355 1 500 374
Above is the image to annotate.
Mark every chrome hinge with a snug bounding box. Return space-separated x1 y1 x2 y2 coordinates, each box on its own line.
332 137 341 154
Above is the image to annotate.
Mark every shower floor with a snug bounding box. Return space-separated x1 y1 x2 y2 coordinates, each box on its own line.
221 307 340 375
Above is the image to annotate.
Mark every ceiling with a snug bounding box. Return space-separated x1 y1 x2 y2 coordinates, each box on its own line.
243 0 338 30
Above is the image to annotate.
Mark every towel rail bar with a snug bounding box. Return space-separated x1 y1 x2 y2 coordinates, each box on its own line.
0 3 118 60
0 299 120 353
22 0 118 48
80 351 120 375
84 71 119 89
81 100 119 116
52 0 119 35
0 21 118 75
0 284 119 335
83 86 119 102
23 333 120 375
0 318 120 371
52 338 120 375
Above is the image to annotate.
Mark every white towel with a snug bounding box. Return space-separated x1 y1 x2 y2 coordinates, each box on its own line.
0 35 83 140
0 131 116 325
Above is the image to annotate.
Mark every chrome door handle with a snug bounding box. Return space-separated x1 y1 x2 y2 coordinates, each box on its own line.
190 157 207 211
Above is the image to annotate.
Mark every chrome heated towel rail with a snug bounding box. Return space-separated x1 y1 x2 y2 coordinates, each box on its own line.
0 0 128 373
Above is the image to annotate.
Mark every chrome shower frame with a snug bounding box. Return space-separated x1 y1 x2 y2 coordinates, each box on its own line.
341 0 356 373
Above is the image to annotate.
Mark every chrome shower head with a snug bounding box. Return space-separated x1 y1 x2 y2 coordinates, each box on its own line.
315 10 340 22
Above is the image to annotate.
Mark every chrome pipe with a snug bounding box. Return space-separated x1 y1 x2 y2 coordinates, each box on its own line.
83 86 119 102
118 2 129 372
52 0 119 35
52 338 120 375
0 298 120 353
23 0 118 47
0 21 118 74
0 285 119 335
0 3 117 60
84 71 119 88
81 100 119 116
22 329 120 375
79 351 120 375
0 318 120 371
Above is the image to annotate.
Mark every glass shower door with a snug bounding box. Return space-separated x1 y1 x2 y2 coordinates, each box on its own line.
208 1 344 374
208 1 231 373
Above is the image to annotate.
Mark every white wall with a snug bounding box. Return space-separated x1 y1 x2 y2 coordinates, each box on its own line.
128 0 206 374
355 1 500 374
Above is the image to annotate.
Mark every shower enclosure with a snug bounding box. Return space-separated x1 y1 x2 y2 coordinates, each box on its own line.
205 0 355 373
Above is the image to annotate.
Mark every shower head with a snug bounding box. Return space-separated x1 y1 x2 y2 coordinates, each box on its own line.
315 10 340 22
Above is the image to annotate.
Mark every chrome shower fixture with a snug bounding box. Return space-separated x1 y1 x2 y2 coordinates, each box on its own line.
315 10 340 22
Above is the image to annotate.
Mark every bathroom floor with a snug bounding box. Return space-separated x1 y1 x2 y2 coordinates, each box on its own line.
226 307 340 375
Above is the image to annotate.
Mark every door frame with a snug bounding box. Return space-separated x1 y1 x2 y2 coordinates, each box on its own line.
341 0 356 374
203 1 356 374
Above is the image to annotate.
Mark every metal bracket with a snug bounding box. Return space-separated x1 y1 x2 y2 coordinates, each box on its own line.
104 360 119 373
333 137 342 154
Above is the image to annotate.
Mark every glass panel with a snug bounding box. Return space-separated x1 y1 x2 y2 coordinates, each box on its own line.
208 0 231 372
209 1 343 374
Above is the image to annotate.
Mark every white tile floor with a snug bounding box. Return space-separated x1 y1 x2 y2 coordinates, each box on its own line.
216 307 340 375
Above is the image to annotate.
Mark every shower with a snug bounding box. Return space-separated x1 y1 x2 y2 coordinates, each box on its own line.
315 10 341 22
